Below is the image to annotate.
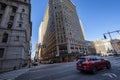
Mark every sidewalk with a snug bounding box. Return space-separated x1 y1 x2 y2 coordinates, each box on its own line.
0 67 30 80
0 64 54 80
0 63 71 80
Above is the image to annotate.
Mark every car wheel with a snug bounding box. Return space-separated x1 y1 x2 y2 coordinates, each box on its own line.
80 70 84 73
92 66 97 74
106 62 111 69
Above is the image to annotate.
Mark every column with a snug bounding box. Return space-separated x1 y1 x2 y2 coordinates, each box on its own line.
67 43 71 53
56 45 59 56
12 6 19 29
1 6 10 27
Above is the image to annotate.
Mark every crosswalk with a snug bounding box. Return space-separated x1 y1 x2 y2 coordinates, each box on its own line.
101 56 120 79
102 73 117 78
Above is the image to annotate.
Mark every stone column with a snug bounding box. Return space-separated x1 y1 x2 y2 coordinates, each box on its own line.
13 7 20 29
1 6 10 27
67 43 71 53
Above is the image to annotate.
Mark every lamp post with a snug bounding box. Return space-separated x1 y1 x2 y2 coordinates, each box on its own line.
103 30 120 55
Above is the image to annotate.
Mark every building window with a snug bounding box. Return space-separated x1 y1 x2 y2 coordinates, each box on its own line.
15 36 19 41
0 14 2 22
2 33 8 43
55 7 56 9
7 22 13 29
22 9 25 12
19 24 22 27
9 16 14 21
59 45 67 50
71 47 74 49
1 4 6 10
20 13 23 20
0 14 2 19
70 32 72 35
12 6 17 13
0 48 4 58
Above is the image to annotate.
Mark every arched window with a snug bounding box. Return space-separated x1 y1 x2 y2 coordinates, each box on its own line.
7 22 13 29
2 33 8 43
0 48 4 58
22 9 25 12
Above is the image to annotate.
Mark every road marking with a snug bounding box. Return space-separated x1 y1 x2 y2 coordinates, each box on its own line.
102 73 117 78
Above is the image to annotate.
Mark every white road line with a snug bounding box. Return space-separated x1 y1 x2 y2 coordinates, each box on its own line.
103 73 113 78
102 73 117 78
112 73 117 77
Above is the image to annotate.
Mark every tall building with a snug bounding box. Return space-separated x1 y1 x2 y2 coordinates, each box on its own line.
38 22 44 44
39 0 87 62
79 20 86 40
0 0 32 72
37 22 44 61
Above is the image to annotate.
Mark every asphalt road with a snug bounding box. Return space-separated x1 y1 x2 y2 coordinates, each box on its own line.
15 56 120 80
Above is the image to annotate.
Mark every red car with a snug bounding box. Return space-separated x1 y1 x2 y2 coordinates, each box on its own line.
76 56 111 73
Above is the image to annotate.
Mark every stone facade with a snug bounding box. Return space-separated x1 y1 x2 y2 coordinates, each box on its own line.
38 0 87 62
93 39 113 56
0 0 32 72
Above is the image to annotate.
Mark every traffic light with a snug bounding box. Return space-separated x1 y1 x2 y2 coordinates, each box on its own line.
104 34 107 39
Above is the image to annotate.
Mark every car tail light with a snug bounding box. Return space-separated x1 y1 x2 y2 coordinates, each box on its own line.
83 64 87 68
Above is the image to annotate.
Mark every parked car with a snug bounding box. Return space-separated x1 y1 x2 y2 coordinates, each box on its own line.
32 62 38 66
106 53 113 56
76 56 111 74
40 60 55 64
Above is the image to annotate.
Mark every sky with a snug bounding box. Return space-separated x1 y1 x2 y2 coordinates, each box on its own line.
31 0 120 57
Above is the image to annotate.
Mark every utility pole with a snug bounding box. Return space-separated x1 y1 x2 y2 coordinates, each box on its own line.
103 30 120 55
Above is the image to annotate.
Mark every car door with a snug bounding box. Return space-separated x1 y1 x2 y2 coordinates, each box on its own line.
95 57 103 69
100 58 107 68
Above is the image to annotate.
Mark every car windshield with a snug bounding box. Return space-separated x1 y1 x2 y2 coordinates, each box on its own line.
77 58 86 62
